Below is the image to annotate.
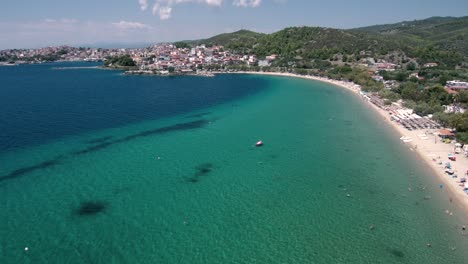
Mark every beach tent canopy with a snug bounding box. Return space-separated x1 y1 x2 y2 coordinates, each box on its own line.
439 129 455 137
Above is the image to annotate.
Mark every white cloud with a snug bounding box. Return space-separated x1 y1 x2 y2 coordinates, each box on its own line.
166 0 223 6
158 6 172 20
112 20 152 30
139 0 149 10
233 0 261 7
139 0 261 20
201 0 223 5
149 0 223 20
152 4 173 20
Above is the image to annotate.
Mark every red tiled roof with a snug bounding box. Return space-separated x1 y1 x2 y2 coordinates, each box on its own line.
439 129 455 136
445 88 459 94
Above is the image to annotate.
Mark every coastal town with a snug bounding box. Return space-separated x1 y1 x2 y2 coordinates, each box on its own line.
0 44 261 74
0 43 430 75
0 46 106 63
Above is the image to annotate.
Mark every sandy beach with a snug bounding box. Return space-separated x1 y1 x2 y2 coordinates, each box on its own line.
224 71 468 217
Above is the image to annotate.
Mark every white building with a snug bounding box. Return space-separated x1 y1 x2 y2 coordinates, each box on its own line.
446 80 468 90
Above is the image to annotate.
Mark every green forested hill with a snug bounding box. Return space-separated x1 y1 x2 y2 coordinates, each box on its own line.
252 26 410 58
185 16 468 67
354 16 468 58
353 16 466 35
200 30 265 45
189 30 265 53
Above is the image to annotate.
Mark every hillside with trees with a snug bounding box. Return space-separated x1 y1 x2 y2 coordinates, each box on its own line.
184 16 468 68
103 54 136 68
354 16 468 65
354 16 468 56
188 30 265 54
252 26 410 60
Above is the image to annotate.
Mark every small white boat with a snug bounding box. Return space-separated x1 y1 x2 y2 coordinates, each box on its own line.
255 141 263 147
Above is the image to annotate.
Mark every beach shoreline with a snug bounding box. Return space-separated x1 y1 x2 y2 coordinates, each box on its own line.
220 71 468 217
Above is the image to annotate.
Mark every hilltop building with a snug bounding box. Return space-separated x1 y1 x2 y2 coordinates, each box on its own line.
446 80 468 90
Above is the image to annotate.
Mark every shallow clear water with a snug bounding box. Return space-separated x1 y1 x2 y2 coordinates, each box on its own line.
1 64 467 263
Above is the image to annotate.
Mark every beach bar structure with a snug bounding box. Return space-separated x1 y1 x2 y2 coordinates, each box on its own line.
439 129 455 138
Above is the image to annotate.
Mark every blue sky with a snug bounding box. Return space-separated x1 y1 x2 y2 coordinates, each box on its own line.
1 0 467 49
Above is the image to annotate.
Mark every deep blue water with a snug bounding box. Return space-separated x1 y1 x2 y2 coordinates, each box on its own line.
0 62 266 153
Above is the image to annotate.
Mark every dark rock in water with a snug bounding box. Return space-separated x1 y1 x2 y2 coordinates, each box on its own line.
187 178 199 183
389 249 405 258
72 141 114 155
195 163 213 177
76 201 107 216
73 119 209 155
186 163 214 183
0 156 62 183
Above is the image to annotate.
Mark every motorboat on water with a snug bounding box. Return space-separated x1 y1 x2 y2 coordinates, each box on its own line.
255 141 263 147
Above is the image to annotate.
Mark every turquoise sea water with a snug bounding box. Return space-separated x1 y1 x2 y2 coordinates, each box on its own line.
1 64 467 263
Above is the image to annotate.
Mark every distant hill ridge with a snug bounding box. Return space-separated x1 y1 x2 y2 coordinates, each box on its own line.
353 16 468 57
353 16 468 34
194 29 266 46
184 16 468 66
